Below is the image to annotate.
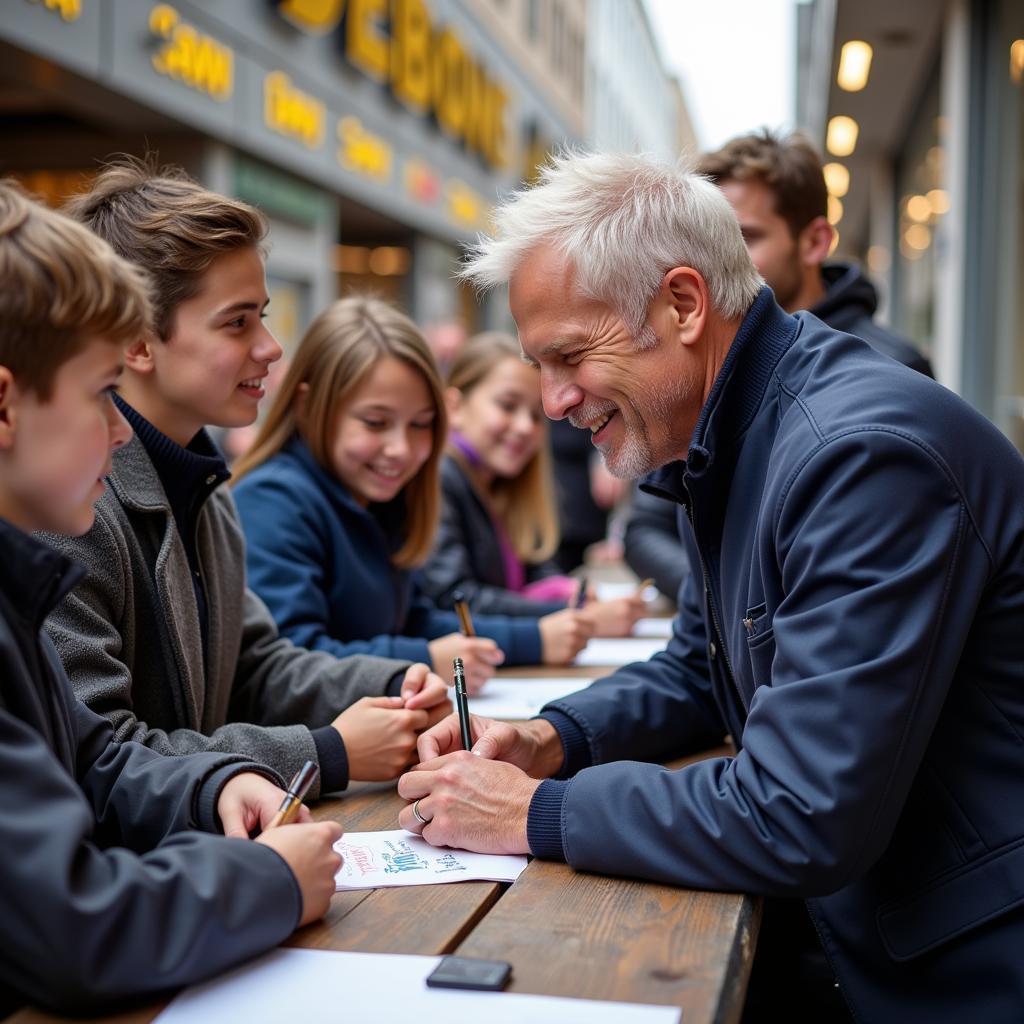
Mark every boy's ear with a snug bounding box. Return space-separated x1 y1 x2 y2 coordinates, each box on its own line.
0 366 18 450
124 333 158 375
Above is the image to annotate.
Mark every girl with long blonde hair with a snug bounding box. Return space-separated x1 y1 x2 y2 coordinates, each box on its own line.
234 298 592 692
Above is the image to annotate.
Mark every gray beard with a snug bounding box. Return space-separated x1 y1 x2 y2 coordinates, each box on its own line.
600 369 695 479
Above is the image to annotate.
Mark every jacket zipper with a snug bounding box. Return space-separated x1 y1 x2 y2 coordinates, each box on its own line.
682 485 747 714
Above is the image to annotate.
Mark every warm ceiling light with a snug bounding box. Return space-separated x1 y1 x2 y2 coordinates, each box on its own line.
927 188 950 215
827 195 843 225
867 245 891 274
828 231 840 257
837 40 873 91
1011 39 1024 84
826 116 859 157
906 195 932 223
823 162 850 197
904 224 931 251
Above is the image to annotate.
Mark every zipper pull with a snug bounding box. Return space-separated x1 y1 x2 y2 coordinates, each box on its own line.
742 617 755 636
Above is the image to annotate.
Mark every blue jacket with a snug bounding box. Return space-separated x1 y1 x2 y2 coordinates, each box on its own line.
234 439 541 666
527 289 1024 1021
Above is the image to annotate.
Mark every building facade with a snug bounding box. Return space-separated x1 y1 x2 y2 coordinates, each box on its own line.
798 0 1024 450
586 0 696 160
0 0 586 348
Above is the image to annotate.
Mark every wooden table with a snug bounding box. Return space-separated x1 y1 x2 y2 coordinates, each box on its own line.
13 662 760 1024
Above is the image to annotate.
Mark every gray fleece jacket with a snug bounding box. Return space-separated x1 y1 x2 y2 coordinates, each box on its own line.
41 434 410 798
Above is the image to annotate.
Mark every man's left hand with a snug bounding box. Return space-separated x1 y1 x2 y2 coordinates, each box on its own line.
397 751 539 854
218 772 311 839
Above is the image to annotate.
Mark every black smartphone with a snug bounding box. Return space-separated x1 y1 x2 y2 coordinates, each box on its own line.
425 955 512 991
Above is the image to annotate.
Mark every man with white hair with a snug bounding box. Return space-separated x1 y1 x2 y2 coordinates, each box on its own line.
398 152 1024 1022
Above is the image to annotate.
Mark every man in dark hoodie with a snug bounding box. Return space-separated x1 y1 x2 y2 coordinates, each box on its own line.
697 127 932 376
623 128 933 605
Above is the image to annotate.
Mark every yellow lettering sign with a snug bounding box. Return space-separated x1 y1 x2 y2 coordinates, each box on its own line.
276 0 345 35
447 179 485 228
337 116 393 182
391 0 430 112
274 0 509 169
29 0 81 22
347 0 388 81
265 71 325 149
150 4 233 102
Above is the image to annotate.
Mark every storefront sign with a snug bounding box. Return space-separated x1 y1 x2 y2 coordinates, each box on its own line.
149 4 233 102
264 70 325 148
274 0 508 169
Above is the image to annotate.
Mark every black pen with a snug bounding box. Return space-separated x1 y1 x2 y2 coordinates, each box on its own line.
453 656 473 750
452 590 476 636
574 575 588 610
266 760 319 829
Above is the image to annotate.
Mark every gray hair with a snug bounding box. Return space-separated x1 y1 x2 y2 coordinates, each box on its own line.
460 150 763 337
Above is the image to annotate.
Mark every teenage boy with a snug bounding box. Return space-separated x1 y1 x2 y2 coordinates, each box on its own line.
0 181 342 1016
43 162 449 799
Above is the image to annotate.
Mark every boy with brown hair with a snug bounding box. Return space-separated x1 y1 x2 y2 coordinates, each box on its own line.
43 161 449 798
0 181 342 1016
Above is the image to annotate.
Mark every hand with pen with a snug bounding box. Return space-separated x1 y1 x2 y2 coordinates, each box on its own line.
397 663 544 855
219 767 343 927
575 578 652 638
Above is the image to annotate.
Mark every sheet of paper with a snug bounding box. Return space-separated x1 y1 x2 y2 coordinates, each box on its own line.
594 580 658 601
156 948 681 1024
334 829 527 890
575 636 667 667
470 676 593 719
633 617 675 638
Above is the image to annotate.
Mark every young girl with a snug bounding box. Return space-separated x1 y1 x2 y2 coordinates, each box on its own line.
232 297 591 692
421 332 646 636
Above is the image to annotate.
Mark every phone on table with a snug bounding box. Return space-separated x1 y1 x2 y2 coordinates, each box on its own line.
425 955 512 992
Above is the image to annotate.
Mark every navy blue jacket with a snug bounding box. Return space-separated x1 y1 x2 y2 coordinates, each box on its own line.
234 439 541 666
527 289 1024 1021
0 518 299 1017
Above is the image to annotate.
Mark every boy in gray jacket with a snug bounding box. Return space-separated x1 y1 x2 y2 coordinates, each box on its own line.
0 182 341 1016
43 161 449 799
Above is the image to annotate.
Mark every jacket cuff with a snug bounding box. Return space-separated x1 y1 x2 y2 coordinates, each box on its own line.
386 670 406 697
311 726 350 794
527 778 571 860
197 762 285 834
390 636 435 664
501 617 543 665
538 709 592 778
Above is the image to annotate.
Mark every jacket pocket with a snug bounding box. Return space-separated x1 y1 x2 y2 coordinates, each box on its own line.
877 835 1024 961
743 604 774 687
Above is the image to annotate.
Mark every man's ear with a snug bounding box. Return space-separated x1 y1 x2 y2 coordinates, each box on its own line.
124 333 158 374
661 266 710 348
0 366 18 450
799 216 835 267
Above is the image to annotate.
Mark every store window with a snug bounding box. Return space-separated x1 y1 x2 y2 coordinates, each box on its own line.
891 62 945 357
992 0 1024 449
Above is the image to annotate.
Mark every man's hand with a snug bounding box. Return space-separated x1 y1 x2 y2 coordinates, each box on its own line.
398 663 453 729
417 712 564 778
256 821 343 927
218 771 312 839
397 751 538 854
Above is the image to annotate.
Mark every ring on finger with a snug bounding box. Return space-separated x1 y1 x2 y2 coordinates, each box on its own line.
411 798 432 825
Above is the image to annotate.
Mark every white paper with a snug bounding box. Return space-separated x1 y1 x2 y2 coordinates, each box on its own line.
156 948 681 1024
633 617 675 639
334 830 527 890
594 581 658 601
575 636 667 666
470 676 592 719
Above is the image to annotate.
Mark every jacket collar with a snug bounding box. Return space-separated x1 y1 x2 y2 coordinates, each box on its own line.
285 436 407 540
642 287 798 502
0 517 85 628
